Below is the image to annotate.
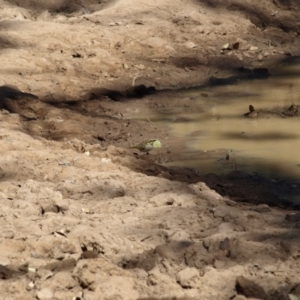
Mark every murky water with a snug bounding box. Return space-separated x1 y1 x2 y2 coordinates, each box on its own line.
152 59 300 181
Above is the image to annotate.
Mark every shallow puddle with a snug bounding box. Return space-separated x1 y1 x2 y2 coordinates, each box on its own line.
149 58 300 182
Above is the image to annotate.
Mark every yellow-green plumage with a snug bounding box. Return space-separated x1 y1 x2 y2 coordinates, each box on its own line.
129 139 157 153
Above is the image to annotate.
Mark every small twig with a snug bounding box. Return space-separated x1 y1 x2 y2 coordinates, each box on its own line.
132 71 141 86
262 109 286 118
80 6 90 15
146 117 154 125
140 235 151 242
233 158 237 171
271 10 278 16
146 117 157 129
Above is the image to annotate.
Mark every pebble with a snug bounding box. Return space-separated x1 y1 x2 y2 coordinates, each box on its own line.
218 222 235 233
236 276 268 299
177 267 201 288
36 288 54 299
185 41 197 49
286 212 300 222
249 204 272 213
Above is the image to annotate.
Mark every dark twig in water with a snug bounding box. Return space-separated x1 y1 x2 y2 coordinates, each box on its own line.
261 110 286 118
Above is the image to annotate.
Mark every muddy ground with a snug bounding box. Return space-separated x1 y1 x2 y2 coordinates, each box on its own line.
0 0 300 299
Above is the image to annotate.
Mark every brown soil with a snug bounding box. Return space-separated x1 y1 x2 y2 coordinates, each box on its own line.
0 1 300 299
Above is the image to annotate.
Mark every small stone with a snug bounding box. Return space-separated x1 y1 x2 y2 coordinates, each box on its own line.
264 264 276 273
169 230 190 241
101 158 112 164
219 237 230 251
43 258 76 272
250 204 272 213
235 53 243 61
36 288 54 299
27 281 35 290
136 64 145 70
280 241 299 257
286 212 300 222
36 268 54 281
58 160 70 166
222 43 230 50
81 251 98 259
288 295 300 300
177 267 201 288
289 283 300 297
42 205 59 213
243 51 254 58
213 206 231 218
249 45 258 51
224 199 237 206
232 42 240 49
213 259 226 269
28 267 36 273
258 53 263 61
218 222 235 233
52 247 65 260
236 276 268 299
185 41 197 49
0 265 13 279
82 208 93 214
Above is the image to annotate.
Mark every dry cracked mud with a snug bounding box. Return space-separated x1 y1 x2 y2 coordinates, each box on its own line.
0 0 300 300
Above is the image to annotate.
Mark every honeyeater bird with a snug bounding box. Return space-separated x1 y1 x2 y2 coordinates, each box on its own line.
243 104 257 118
129 139 158 154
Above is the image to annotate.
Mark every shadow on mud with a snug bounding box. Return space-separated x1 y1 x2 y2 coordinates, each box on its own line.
87 85 157 102
198 0 300 32
1 88 291 211
0 21 32 52
121 227 300 299
4 0 115 15
222 131 299 141
1 59 300 211
151 166 300 209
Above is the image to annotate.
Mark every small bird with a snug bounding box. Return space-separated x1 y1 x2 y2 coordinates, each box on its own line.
129 139 158 154
243 104 258 118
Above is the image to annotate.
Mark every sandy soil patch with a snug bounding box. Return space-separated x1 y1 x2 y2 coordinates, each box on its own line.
0 1 300 299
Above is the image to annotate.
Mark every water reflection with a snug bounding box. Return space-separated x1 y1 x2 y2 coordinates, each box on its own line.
156 62 300 181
